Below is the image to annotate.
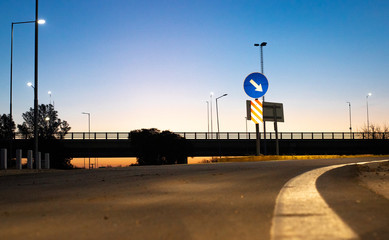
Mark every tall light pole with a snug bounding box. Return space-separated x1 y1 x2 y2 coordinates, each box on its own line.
48 91 52 105
245 117 248 136
216 94 227 139
366 93 372 134
33 0 40 169
82 112 91 169
10 19 45 131
210 92 214 139
347 102 352 133
254 42 267 154
206 101 209 139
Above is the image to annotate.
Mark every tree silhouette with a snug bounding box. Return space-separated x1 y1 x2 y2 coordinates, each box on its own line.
360 124 389 139
0 114 15 139
17 104 73 169
130 128 190 165
17 104 70 140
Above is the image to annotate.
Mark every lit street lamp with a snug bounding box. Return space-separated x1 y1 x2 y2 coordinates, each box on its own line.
82 112 91 169
206 101 209 138
366 93 372 134
210 92 214 139
347 102 352 133
48 91 52 105
9 19 45 122
216 94 228 139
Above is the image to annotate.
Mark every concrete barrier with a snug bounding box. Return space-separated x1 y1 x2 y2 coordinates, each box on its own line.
44 153 50 169
27 150 33 169
36 152 41 169
16 149 22 170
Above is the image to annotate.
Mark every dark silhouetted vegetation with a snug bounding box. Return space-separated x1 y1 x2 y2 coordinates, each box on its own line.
17 104 70 140
17 104 73 169
0 114 15 139
360 124 389 139
130 128 191 165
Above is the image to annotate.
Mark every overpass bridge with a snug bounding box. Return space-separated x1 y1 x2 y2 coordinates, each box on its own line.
1 132 388 159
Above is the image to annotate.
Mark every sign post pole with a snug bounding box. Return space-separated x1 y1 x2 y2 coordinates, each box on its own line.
244 73 269 156
273 105 279 155
255 117 260 156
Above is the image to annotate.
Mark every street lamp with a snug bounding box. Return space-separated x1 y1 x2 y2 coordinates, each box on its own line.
48 91 52 105
216 94 228 139
82 112 91 169
9 19 45 127
206 101 209 138
254 41 267 154
346 102 352 134
27 82 34 88
210 92 214 139
366 93 372 134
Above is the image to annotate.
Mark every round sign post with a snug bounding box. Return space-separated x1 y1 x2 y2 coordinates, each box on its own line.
243 72 269 99
243 72 269 156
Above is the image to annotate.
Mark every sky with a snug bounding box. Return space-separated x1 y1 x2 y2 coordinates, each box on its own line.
1 0 388 134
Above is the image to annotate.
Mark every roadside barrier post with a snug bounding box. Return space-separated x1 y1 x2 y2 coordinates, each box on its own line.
16 149 22 170
27 150 33 169
44 153 50 169
1 149 7 170
36 152 41 169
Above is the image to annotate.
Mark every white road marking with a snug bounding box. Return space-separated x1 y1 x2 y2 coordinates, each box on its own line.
270 160 388 240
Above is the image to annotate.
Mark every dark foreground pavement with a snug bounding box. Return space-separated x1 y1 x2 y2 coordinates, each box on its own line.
0 157 388 240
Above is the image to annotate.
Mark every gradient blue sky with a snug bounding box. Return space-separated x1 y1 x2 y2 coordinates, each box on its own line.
1 0 388 133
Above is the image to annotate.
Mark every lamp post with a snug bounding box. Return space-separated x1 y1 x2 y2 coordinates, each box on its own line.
216 94 228 139
366 93 372 135
210 92 214 139
33 0 43 170
82 112 91 169
346 102 352 134
245 117 248 136
206 101 210 139
10 19 45 133
48 91 52 105
254 42 267 155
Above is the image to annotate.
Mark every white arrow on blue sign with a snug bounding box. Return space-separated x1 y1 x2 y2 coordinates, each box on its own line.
243 72 269 99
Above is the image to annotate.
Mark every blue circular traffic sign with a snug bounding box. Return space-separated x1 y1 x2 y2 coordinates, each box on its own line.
243 72 269 99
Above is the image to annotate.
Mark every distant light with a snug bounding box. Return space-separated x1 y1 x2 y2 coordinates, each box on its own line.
368 93 372 96
27 82 33 88
254 43 259 46
210 92 214 96
37 19 46 24
48 91 52 95
260 42 267 47
45 117 50 121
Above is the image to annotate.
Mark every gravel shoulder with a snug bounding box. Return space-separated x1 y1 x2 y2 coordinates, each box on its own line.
358 161 389 200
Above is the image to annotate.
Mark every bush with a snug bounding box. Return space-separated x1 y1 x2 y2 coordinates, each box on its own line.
130 128 191 165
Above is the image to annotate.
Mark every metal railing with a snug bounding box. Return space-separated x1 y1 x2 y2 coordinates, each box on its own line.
9 132 389 140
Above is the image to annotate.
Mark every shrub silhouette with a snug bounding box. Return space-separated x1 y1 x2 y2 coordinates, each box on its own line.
130 128 190 165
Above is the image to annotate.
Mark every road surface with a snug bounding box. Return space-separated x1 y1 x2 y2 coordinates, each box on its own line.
0 157 388 240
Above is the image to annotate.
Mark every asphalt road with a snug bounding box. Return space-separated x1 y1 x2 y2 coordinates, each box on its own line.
0 157 388 240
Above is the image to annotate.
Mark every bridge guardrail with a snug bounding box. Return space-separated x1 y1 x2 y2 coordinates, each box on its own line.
8 132 389 140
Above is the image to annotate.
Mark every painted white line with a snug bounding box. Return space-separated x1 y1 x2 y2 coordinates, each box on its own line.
271 160 388 240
